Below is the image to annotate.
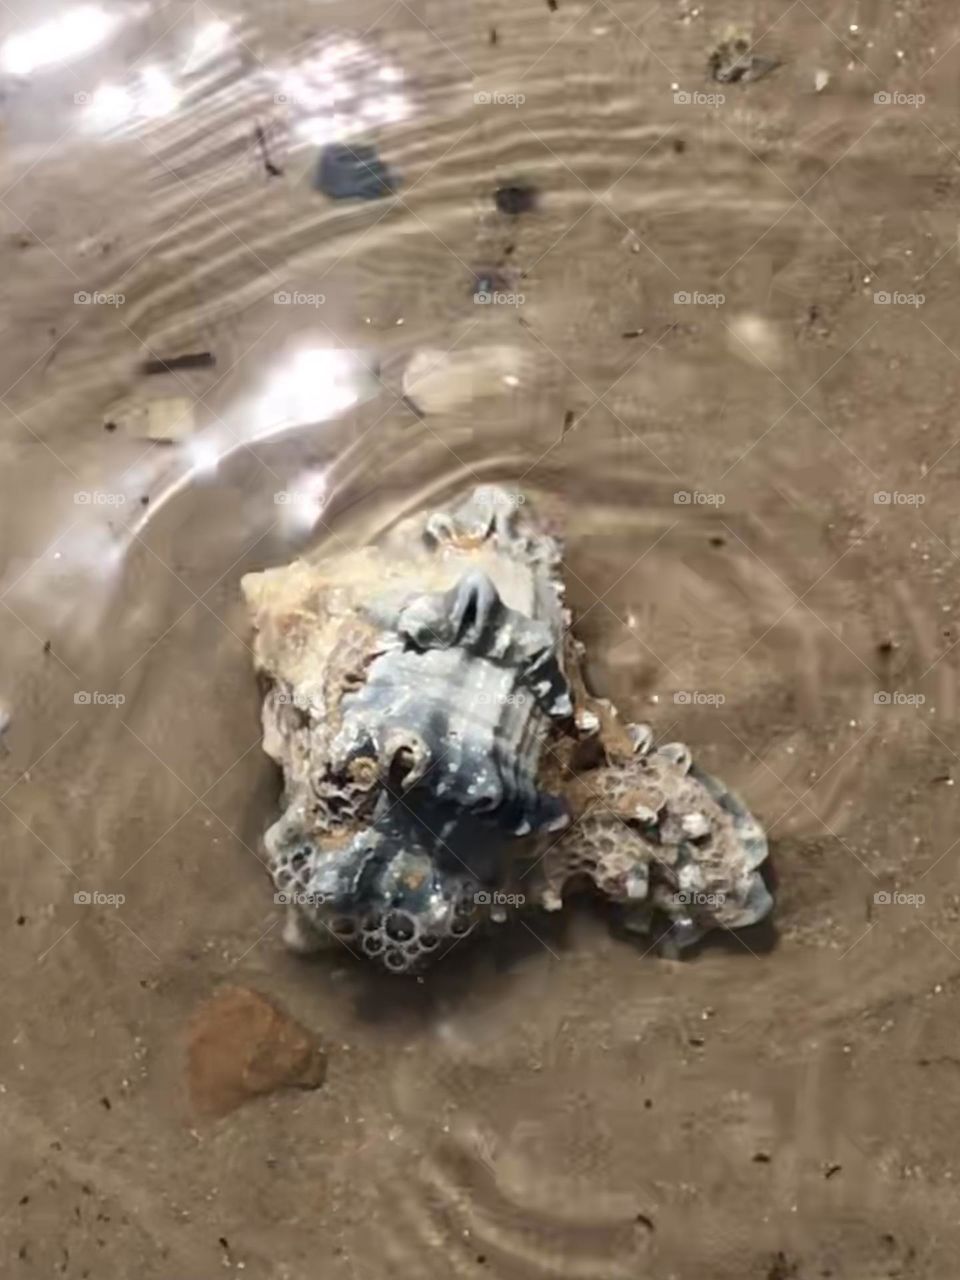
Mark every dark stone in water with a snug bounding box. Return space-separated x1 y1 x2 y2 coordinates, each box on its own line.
709 38 780 84
472 268 512 299
314 143 396 199
187 985 326 1117
473 271 498 297
495 184 538 215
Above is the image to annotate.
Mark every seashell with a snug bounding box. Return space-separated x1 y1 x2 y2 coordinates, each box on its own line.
242 486 773 971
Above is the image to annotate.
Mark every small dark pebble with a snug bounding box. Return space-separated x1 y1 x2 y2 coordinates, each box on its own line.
710 535 726 547
103 421 117 433
876 639 895 656
16 915 26 926
931 774 953 785
767 1252 799 1280
489 26 497 45
19 1195 29 1205
753 1152 771 1163
634 1212 655 1232
141 352 215 375
100 1097 111 1111
476 1256 487 1266
495 184 538 216
503 243 515 256
621 329 643 339
562 409 576 436
643 1098 653 1109
824 1163 842 1179
709 38 780 84
43 640 52 655
314 142 396 199
688 1035 705 1047
473 269 510 299
672 138 687 153
218 1237 230 1251
140 495 150 506
546 0 558 9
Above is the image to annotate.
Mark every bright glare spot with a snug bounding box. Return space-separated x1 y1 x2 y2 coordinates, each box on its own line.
1 5 120 76
89 82 135 128
280 66 343 111
324 40 362 66
183 19 232 73
254 348 362 435
138 65 180 118
295 114 347 145
273 44 411 151
362 93 409 124
83 67 181 132
184 437 221 475
279 468 329 530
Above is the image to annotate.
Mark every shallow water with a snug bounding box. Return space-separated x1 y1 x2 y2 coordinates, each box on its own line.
4 0 960 1276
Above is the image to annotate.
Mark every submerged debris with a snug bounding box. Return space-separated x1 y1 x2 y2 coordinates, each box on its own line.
242 486 773 973
709 37 780 84
140 352 215 375
314 142 396 199
102 395 197 442
254 121 283 178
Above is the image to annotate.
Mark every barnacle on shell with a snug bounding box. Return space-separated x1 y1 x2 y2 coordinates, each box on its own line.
242 486 773 972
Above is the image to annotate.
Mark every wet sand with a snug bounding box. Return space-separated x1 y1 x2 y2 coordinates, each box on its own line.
3 0 960 1275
